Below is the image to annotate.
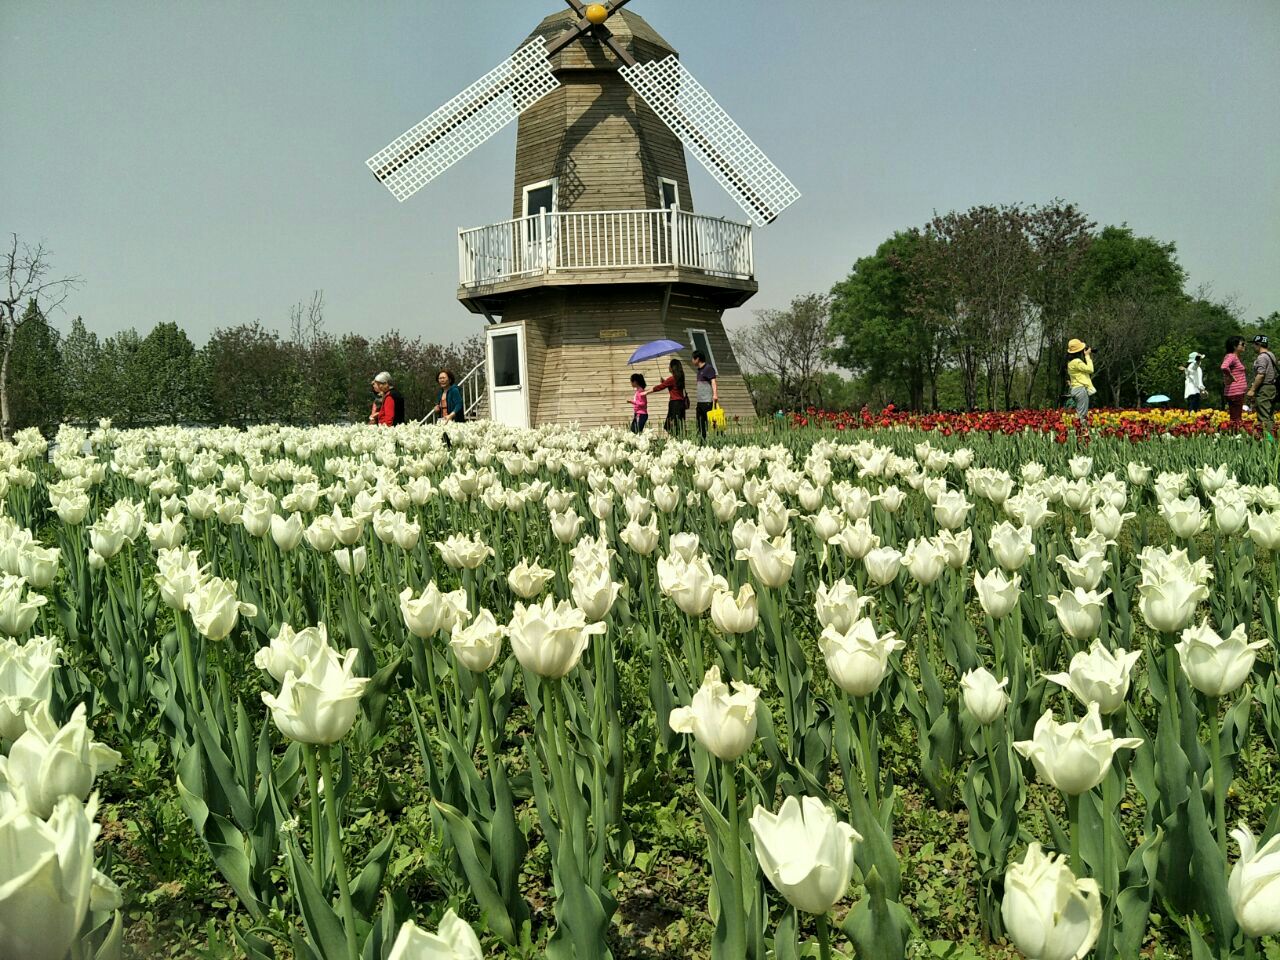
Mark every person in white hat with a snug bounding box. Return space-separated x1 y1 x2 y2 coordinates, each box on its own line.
1182 351 1205 411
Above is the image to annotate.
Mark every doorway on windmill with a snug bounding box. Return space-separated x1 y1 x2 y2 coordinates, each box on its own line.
522 178 558 272
686 328 717 369
487 324 529 428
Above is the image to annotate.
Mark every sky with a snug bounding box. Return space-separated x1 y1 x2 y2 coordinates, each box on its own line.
3 1 1278 346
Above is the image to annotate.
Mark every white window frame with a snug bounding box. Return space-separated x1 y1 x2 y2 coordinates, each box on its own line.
658 177 681 211
686 327 717 370
522 177 559 216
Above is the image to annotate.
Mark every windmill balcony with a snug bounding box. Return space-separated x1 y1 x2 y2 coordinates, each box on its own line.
457 208 755 299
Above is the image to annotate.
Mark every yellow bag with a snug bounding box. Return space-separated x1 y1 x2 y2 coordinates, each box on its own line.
706 403 726 431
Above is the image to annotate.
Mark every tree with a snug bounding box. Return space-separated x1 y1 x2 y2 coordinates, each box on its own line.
1076 226 1187 405
0 236 80 439
136 322 201 423
61 318 102 424
6 301 64 433
922 205 1036 410
731 293 833 410
1021 201 1095 407
829 232 944 410
204 322 294 425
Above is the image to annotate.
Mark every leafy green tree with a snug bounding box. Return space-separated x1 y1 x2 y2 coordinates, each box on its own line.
203 322 294 425
134 322 200 423
1022 201 1095 407
61 317 101 424
829 231 944 410
1138 332 1197 407
7 301 64 433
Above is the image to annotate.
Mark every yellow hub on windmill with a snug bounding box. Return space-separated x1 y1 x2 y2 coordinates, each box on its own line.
585 3 609 24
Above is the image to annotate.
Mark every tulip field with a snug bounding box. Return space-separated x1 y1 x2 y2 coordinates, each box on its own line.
5 420 1280 960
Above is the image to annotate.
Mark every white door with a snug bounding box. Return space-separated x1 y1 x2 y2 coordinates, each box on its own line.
487 325 529 427
522 179 557 272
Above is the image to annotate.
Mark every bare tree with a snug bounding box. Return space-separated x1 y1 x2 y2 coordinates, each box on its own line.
0 236 81 439
732 293 833 408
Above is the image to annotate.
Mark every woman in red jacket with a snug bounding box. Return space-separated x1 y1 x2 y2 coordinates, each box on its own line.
649 358 688 435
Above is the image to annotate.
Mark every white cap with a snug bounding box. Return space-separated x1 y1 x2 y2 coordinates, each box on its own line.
373 371 391 384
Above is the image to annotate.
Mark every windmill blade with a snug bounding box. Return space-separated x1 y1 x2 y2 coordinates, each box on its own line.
367 41 560 202
620 56 800 226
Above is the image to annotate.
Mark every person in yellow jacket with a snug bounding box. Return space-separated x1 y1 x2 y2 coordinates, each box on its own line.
1066 338 1095 441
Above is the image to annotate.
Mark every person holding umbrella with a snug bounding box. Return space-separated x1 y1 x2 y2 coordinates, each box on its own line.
650 358 688 434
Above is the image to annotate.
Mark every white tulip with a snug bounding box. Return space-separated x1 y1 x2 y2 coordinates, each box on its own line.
399 583 470 639
569 563 621 622
186 576 258 641
938 528 972 570
814 579 873 634
1047 587 1111 641
668 532 701 562
0 704 121 817
270 512 305 552
254 623 331 684
806 507 843 543
507 597 606 678
988 522 1036 572
334 545 367 577
261 645 368 744
1160 496 1209 540
1175 620 1268 696
1127 462 1152 487
0 794 101 960
507 559 556 599
710 584 759 634
872 484 906 513
1044 640 1142 714
1211 493 1248 536
388 910 484 960
1089 502 1133 540
961 667 1010 725
736 531 796 589
974 568 1022 620
16 546 60 589
1014 704 1143 795
749 795 861 915
450 608 506 673
819 617 904 697
1068 455 1093 479
902 537 947 586
932 490 973 530
1055 550 1110 591
1228 822 1280 937
828 518 880 561
549 508 585 545
619 518 660 555
0 575 48 637
0 635 59 740
668 665 760 761
1002 843 1102 960
1247 511 1280 551
657 553 727 616
1137 566 1210 635
863 546 903 587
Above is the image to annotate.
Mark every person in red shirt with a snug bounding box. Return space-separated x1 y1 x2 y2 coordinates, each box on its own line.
1221 336 1247 422
648 358 688 435
368 371 397 426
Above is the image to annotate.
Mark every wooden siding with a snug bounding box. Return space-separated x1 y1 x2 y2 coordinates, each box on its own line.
495 285 756 430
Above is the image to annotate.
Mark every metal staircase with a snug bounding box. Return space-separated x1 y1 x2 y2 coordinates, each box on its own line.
421 360 487 423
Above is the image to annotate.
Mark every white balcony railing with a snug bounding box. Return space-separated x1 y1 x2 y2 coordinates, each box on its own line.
458 208 753 288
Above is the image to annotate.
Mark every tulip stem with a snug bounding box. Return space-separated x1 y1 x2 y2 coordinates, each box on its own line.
302 744 325 889
722 760 748 960
854 696 879 812
1067 792 1082 877
981 723 1003 813
1206 695 1227 861
816 913 833 960
318 745 360 960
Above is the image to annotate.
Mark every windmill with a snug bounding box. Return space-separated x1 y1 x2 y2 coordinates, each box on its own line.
367 0 799 429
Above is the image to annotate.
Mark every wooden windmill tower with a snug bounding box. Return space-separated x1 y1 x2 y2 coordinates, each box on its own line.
367 1 799 429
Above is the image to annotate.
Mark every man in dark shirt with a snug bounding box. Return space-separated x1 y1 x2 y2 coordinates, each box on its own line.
1247 335 1277 438
691 351 718 441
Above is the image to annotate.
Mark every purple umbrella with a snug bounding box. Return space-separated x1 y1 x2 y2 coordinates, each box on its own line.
627 339 685 365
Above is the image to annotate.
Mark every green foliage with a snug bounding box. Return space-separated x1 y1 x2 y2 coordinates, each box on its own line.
7 300 65 432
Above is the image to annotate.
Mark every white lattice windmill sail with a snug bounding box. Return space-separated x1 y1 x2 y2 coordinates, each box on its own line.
621 55 800 226
367 41 560 202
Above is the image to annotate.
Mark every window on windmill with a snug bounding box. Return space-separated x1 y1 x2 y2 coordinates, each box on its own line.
659 178 680 211
687 328 717 368
492 334 521 388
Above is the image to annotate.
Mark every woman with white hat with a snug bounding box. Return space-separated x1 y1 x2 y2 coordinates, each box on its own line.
1182 352 1205 411
1066 338 1094 441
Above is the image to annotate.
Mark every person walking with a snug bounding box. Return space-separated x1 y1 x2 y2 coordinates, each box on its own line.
1221 336 1248 423
368 372 399 426
1182 352 1205 411
691 350 719 441
649 358 688 435
628 373 649 433
436 370 465 424
1246 334 1277 438
1065 338 1095 443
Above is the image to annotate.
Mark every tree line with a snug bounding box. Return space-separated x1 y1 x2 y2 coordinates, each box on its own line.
13 291 482 434
733 201 1275 412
